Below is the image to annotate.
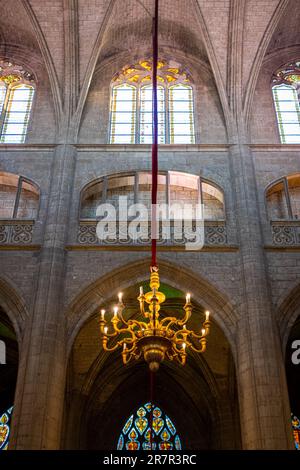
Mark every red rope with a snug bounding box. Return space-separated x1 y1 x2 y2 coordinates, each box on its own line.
151 0 159 269
149 370 155 450
150 0 159 451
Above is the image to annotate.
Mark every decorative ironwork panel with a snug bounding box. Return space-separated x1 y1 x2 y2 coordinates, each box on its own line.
77 220 227 246
271 221 300 245
0 221 34 245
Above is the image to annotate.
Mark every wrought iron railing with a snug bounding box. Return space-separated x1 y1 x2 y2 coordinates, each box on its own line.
0 220 34 245
77 220 227 246
271 220 300 245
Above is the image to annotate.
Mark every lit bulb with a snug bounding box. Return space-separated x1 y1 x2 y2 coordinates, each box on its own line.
113 306 118 317
100 309 105 321
202 328 206 336
118 292 123 303
205 310 210 321
183 325 186 330
182 342 186 350
140 286 144 295
186 293 191 303
104 326 108 335
123 343 127 351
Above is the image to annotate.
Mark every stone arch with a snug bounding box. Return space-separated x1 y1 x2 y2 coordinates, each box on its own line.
276 281 300 351
66 257 238 358
244 0 291 130
0 276 28 345
65 263 240 450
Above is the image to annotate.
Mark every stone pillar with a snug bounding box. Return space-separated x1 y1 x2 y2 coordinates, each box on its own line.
62 391 87 449
230 142 293 449
9 144 76 449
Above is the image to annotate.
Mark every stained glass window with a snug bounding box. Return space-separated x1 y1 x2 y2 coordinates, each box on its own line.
109 59 195 144
140 85 165 144
292 414 300 450
117 403 182 451
0 59 35 144
169 85 195 144
0 407 13 451
0 85 34 143
272 85 300 144
109 84 136 144
272 60 300 144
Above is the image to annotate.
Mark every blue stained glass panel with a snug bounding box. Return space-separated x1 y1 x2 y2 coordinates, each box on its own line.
117 402 182 451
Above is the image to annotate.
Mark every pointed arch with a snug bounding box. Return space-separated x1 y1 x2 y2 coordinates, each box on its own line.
20 0 63 128
0 277 28 344
66 258 238 356
243 0 291 131
193 0 232 137
276 281 300 349
72 0 117 134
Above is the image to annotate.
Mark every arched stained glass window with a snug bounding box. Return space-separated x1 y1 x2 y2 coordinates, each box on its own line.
117 403 182 451
0 58 35 144
0 407 13 451
292 414 300 450
110 84 136 144
140 85 165 144
110 59 195 144
272 60 300 144
169 84 195 144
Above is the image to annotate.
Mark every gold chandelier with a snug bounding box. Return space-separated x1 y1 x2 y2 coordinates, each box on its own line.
99 267 211 372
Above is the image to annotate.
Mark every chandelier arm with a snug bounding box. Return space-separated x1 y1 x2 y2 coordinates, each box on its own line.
173 339 191 354
160 316 178 326
173 329 190 341
176 353 187 366
122 351 134 365
123 341 137 353
190 330 206 340
190 339 206 353
113 325 137 336
118 311 129 326
102 340 125 352
177 307 192 326
127 319 148 330
102 329 119 338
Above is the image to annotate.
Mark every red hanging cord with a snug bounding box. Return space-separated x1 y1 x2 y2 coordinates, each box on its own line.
151 0 159 269
149 369 155 450
150 0 159 451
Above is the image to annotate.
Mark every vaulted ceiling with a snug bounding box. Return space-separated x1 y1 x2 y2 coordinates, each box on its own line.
0 0 295 133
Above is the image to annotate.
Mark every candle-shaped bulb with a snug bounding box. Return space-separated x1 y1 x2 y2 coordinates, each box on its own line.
186 293 191 303
140 286 144 295
118 292 123 303
104 326 108 335
183 324 186 330
100 309 105 321
182 342 186 351
205 310 210 321
113 306 118 317
202 328 206 336
123 343 127 352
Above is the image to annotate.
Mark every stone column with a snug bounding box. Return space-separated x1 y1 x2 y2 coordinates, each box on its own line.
9 144 76 449
230 142 293 449
62 391 87 449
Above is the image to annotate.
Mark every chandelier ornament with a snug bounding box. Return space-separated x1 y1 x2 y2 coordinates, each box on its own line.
99 267 211 372
99 0 211 372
